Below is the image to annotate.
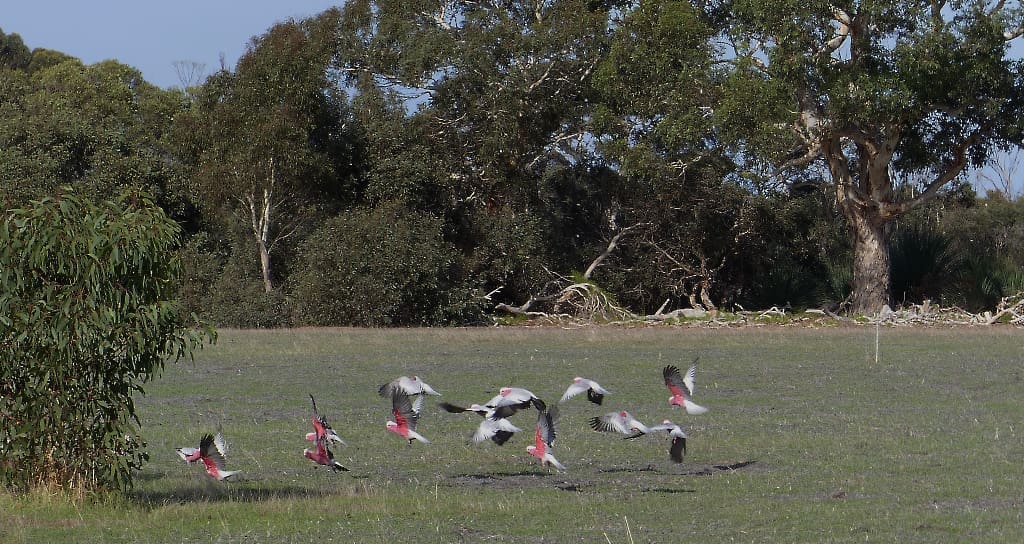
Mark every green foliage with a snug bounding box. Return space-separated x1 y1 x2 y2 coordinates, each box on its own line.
6 4 1024 327
291 203 481 326
169 9 364 295
0 28 31 70
186 241 294 329
889 222 960 305
339 0 615 208
0 187 213 493
951 255 1024 311
593 0 717 176
173 8 362 215
874 188 1024 312
460 204 556 308
0 55 187 208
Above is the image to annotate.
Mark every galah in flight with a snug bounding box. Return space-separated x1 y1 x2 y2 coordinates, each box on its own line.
588 410 651 437
637 419 689 463
305 394 346 445
439 401 521 445
378 375 441 398
175 445 201 463
526 405 566 472
485 387 547 419
663 359 709 415
182 431 240 480
304 395 349 471
386 390 431 445
304 435 349 472
177 425 228 463
559 377 611 405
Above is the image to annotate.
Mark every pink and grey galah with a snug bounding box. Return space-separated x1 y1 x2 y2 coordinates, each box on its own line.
304 394 347 445
473 417 522 445
485 387 547 418
386 390 431 445
176 425 228 462
526 405 566 472
559 377 611 405
589 410 651 437
304 395 349 472
175 445 200 463
663 359 709 415
182 431 239 481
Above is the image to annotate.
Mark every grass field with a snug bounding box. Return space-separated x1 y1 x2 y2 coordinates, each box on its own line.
2 325 1023 543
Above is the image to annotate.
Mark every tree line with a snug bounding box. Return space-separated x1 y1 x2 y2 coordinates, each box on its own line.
3 1 1024 327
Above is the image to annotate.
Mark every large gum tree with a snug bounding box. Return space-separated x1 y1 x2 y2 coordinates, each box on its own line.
719 0 1024 314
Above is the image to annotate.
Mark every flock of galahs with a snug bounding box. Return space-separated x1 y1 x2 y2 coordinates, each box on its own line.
175 358 708 480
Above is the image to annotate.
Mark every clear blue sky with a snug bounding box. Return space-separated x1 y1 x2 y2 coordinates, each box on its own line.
3 1 342 89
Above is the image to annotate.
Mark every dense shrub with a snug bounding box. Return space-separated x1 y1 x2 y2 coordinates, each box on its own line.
291 203 481 326
460 205 557 309
889 222 960 306
0 187 211 492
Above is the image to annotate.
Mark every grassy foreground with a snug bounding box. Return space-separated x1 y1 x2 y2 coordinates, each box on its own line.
2 325 1022 543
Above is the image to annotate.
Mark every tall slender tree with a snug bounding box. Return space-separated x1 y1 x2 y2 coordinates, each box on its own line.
173 8 361 293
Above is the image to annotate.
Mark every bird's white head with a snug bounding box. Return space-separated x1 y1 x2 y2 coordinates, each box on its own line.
385 421 398 430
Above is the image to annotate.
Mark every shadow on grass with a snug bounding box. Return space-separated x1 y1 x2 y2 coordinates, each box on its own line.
453 470 566 479
685 460 759 476
130 485 317 506
130 468 370 506
642 487 697 494
597 460 758 476
597 466 659 474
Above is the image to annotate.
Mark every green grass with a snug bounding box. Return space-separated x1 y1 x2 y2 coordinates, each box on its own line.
3 326 1023 543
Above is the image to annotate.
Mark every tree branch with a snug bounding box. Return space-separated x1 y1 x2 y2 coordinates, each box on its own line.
582 223 647 280
894 126 987 214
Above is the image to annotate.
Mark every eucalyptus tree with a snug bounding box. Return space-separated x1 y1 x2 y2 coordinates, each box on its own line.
591 0 758 311
0 56 185 208
173 8 362 293
718 1 1024 314
338 0 618 191
336 0 632 305
0 187 212 492
0 28 31 70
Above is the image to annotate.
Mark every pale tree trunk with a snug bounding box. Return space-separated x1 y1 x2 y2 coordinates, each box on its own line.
843 204 891 315
246 187 274 293
242 158 277 293
823 134 898 316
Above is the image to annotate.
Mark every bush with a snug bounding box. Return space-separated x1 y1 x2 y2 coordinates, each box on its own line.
202 253 294 328
889 222 960 305
291 203 482 326
0 187 212 492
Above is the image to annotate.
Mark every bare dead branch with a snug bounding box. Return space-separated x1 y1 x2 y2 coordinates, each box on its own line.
582 223 647 280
